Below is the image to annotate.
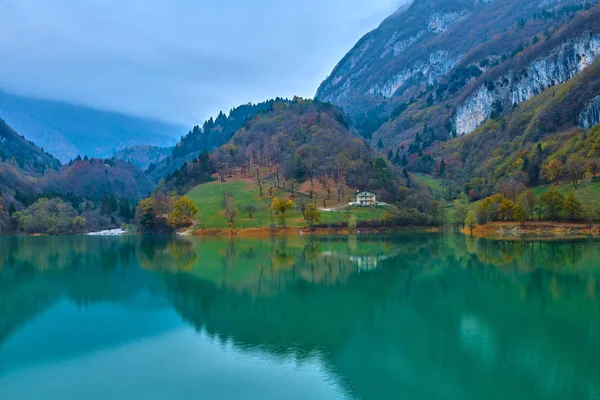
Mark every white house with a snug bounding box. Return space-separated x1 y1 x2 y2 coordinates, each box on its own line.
356 190 376 206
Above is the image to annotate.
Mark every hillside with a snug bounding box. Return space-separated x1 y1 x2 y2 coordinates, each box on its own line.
317 0 600 149
41 158 155 200
113 145 172 170
431 58 600 198
0 118 60 173
0 90 185 162
160 98 438 228
0 118 60 199
148 99 286 181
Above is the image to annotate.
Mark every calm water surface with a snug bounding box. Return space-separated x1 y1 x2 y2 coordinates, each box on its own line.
1 233 599 399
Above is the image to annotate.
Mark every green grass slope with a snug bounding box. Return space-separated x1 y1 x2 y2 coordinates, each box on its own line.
186 180 388 229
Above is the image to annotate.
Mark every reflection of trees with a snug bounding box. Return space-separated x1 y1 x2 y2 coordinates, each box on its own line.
2 234 600 399
137 236 199 272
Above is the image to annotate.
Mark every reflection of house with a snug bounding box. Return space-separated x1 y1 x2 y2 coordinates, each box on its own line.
350 256 379 271
356 191 376 206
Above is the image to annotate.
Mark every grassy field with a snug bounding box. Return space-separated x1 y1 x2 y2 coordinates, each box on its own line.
186 180 389 229
533 180 600 209
413 174 444 192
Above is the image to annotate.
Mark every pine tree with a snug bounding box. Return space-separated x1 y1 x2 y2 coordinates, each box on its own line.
439 160 446 176
402 154 408 167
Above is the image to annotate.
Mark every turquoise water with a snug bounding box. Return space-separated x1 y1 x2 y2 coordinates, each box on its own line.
1 234 599 399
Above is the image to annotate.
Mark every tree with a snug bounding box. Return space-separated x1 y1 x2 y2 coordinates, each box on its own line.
242 204 257 218
465 211 477 234
304 203 321 227
498 198 515 221
452 194 469 229
439 160 446 177
517 190 539 220
540 188 565 220
588 158 600 179
566 155 586 188
271 197 294 217
224 194 238 226
513 204 524 224
564 192 583 221
136 198 156 229
296 197 308 218
401 154 408 167
168 196 199 229
542 159 565 184
347 215 358 231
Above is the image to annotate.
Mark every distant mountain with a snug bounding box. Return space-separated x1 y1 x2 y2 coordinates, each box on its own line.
148 99 287 182
0 118 61 198
0 91 186 162
0 118 60 174
317 0 600 145
113 145 172 170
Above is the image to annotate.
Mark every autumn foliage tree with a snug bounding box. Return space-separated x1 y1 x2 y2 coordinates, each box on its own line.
168 196 199 229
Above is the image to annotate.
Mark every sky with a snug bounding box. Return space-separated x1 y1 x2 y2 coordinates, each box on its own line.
0 0 406 125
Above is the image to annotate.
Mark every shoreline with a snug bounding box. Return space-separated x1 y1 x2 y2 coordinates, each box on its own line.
461 222 600 240
190 226 440 238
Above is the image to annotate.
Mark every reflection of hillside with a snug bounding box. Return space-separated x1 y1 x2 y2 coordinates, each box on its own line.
157 235 600 400
2 234 600 399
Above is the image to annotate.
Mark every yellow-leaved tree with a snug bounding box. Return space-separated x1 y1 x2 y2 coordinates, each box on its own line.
168 196 199 229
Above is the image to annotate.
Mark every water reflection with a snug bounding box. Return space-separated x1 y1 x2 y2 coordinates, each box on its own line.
1 234 600 399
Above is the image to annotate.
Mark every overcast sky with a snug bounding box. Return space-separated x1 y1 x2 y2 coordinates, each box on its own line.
0 0 405 125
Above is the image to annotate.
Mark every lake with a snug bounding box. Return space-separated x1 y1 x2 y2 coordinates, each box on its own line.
1 233 599 399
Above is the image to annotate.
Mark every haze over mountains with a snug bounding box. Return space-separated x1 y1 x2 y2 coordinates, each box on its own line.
0 90 185 163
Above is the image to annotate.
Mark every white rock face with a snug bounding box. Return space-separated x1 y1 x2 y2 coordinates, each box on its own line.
428 12 470 33
455 33 600 135
579 96 600 129
369 51 461 98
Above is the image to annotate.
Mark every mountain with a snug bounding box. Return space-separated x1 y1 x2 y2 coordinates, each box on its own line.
148 99 287 182
0 118 61 197
0 118 60 174
0 90 186 162
431 57 600 197
113 145 172 170
164 98 436 223
41 158 156 200
317 0 600 146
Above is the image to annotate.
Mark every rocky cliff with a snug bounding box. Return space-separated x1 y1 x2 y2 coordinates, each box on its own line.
579 95 600 128
316 0 600 146
456 32 600 135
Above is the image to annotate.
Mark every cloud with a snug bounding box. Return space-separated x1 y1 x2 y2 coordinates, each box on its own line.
0 0 406 124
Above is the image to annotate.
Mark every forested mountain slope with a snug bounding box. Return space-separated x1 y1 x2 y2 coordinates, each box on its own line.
0 118 60 173
42 158 155 201
431 58 600 198
317 0 600 149
164 98 436 222
147 99 286 181
113 145 172 170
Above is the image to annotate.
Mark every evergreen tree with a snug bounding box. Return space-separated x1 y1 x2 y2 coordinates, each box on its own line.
439 160 446 176
401 154 408 167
